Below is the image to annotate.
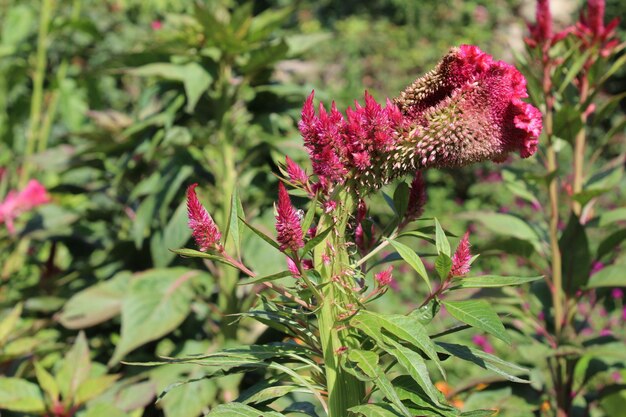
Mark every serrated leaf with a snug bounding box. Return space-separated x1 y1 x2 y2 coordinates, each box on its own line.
442 300 510 344
450 275 543 289
109 268 201 365
387 239 430 291
434 218 451 256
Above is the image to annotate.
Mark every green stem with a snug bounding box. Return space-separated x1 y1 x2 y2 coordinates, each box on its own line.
572 76 589 217
314 189 364 417
21 0 54 187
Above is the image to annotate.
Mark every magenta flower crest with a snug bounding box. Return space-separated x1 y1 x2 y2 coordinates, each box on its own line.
0 179 51 234
276 182 304 252
375 266 394 287
574 0 620 57
285 156 308 186
186 183 221 251
450 231 472 277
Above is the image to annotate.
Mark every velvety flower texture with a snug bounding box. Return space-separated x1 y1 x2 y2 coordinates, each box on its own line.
187 183 221 251
285 156 308 186
449 231 472 277
299 45 542 191
0 179 50 234
276 182 304 252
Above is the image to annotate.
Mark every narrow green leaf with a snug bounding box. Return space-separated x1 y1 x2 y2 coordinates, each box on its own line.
300 193 318 234
558 49 592 94
171 248 237 268
434 253 452 280
559 213 591 294
34 362 59 403
206 403 285 416
434 218 450 256
350 404 404 417
393 181 410 219
587 265 626 288
596 229 626 261
387 239 430 291
450 275 543 289
302 224 333 254
241 218 281 251
442 300 511 344
224 187 244 258
238 270 292 285
348 350 412 417
0 303 22 345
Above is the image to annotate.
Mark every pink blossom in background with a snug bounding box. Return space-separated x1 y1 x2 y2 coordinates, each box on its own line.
623 306 626 321
186 183 221 251
151 20 163 30
472 334 495 354
0 179 50 234
275 182 304 252
599 328 613 337
611 371 622 383
287 257 313 277
375 266 394 287
573 0 620 56
449 231 472 277
591 261 605 275
611 288 624 300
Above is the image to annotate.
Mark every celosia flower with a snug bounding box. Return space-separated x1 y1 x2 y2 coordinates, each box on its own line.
404 171 427 221
187 183 221 251
287 257 313 277
285 156 308 185
298 46 542 193
275 182 304 252
572 0 620 57
449 231 472 277
472 334 495 354
375 266 394 287
611 288 623 300
0 179 50 234
525 0 570 49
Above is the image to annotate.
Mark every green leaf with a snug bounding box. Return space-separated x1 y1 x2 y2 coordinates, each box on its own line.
170 248 238 268
597 207 626 227
109 268 202 365
0 377 45 412
128 63 213 112
596 229 626 261
387 239 430 291
467 213 541 253
436 342 529 383
79 404 130 417
75 374 120 405
302 224 334 254
155 201 191 267
587 265 626 288
348 350 412 417
300 193 318 234
393 181 410 219
241 218 281 251
56 331 92 403
224 187 244 259
557 48 592 94
434 218 451 256
442 300 510 344
206 403 285 416
559 213 591 294
350 404 404 417
34 362 59 403
59 271 130 329
351 310 443 377
434 253 452 280
0 302 22 345
238 270 292 285
450 275 543 289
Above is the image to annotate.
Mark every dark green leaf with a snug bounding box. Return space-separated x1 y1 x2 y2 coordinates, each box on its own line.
387 239 430 291
434 218 450 256
450 275 543 289
442 300 510 344
559 213 591 294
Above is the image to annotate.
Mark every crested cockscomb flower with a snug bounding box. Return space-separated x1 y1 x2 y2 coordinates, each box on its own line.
276 182 304 252
449 231 472 277
405 171 427 222
375 266 394 287
0 179 51 234
285 156 308 185
298 46 541 193
391 45 542 175
187 184 221 251
573 0 620 57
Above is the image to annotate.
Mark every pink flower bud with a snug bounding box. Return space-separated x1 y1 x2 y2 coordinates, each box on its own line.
0 179 51 234
285 156 308 185
450 231 472 277
375 266 394 287
275 182 304 252
186 184 221 251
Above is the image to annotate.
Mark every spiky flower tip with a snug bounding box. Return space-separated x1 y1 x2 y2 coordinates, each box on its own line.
298 90 406 190
405 171 427 222
390 45 542 175
449 231 472 278
285 156 308 186
375 266 394 287
573 0 620 57
0 179 50 234
187 183 221 251
276 182 304 252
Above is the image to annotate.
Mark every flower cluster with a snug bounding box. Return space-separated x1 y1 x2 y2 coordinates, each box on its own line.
275 182 304 252
573 0 620 57
0 179 50 234
186 183 221 251
299 45 542 192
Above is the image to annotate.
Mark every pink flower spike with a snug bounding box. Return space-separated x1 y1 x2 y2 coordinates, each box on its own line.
450 231 472 277
472 334 495 354
0 179 50 235
405 171 427 221
526 0 553 47
186 183 221 251
285 156 308 185
275 182 304 252
375 266 394 287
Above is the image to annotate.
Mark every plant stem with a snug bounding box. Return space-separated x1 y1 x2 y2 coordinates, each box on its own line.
572 76 590 216
314 190 364 416
21 0 54 187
